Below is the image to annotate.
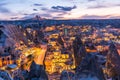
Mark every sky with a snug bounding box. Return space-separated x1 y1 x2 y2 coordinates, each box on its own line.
0 0 120 20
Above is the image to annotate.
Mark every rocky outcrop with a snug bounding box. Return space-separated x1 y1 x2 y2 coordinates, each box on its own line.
75 54 105 80
105 43 120 78
73 35 87 66
28 61 48 80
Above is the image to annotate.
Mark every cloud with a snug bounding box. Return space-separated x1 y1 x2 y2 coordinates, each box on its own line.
41 7 63 13
41 6 73 19
40 14 52 17
57 13 69 16
33 3 43 6
0 3 8 6
23 13 29 15
41 7 70 13
88 5 108 9
114 4 120 6
51 5 77 11
33 9 38 11
0 2 10 13
21 13 52 19
10 17 19 20
0 7 10 13
22 13 36 19
52 17 64 19
41 7 49 11
88 3 120 9
109 16 120 19
80 14 110 19
88 0 96 2
80 14 120 19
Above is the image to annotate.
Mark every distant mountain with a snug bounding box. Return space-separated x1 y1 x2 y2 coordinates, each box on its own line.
0 19 120 28
26 15 46 20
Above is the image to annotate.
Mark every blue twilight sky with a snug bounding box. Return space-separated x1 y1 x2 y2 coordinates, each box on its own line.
0 0 120 20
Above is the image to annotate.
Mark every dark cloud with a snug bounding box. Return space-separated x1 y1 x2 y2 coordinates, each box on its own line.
52 17 64 19
40 7 71 19
22 5 75 20
22 13 36 19
23 13 29 15
33 9 38 11
51 5 77 11
34 3 43 6
10 17 19 20
80 14 110 19
40 14 52 17
41 7 70 15
57 12 71 16
41 7 49 11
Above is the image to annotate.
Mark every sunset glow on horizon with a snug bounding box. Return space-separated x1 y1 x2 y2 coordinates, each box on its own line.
0 0 120 20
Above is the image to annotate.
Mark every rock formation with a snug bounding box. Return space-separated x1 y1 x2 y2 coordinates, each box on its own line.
75 54 105 80
73 35 87 66
57 35 64 46
28 61 48 80
105 43 120 78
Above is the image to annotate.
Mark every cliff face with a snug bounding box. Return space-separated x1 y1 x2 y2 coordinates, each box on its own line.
105 43 120 77
75 54 105 80
73 36 87 66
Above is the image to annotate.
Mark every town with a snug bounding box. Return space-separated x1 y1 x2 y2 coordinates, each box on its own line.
0 21 120 80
